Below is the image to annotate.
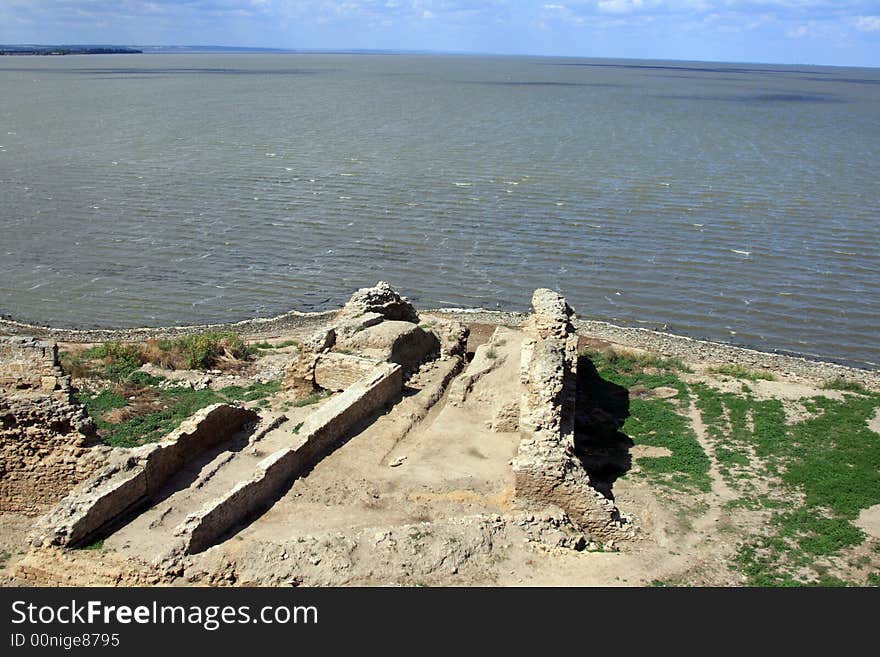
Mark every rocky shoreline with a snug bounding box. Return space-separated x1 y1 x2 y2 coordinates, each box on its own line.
2 305 877 388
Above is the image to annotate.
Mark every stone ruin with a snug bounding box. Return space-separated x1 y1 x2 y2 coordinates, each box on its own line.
285 281 465 396
512 289 628 541
0 337 106 514
8 283 632 583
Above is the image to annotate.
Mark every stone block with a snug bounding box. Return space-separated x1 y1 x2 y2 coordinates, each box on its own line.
314 352 378 392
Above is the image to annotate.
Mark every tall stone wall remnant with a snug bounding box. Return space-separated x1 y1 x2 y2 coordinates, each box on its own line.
0 337 103 514
511 290 631 542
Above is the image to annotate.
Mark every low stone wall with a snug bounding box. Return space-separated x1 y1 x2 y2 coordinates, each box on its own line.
31 404 257 547
511 290 630 542
177 362 403 554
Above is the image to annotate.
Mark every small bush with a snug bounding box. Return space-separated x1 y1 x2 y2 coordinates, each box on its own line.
175 332 248 369
142 338 186 369
86 342 143 380
141 332 253 371
127 370 164 387
60 349 95 379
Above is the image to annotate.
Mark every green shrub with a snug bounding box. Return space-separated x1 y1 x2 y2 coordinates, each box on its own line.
127 370 164 387
86 342 143 380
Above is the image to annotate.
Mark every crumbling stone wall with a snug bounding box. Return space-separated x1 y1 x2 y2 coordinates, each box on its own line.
511 290 630 542
0 337 103 515
0 336 63 392
30 403 258 548
179 362 403 554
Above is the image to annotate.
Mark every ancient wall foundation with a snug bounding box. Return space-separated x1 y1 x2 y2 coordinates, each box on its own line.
177 362 403 554
30 404 258 547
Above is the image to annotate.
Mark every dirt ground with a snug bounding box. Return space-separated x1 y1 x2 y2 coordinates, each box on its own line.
3 318 879 587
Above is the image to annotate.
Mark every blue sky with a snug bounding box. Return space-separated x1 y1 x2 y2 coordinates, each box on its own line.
1 1 879 66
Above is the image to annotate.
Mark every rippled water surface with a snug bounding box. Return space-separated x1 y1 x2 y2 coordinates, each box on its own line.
1 54 878 366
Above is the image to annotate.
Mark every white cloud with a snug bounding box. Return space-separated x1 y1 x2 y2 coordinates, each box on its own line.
598 0 644 14
856 15 880 32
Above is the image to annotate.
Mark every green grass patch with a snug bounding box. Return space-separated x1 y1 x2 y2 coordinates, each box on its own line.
294 390 332 407
79 387 226 448
821 377 869 394
251 339 298 351
79 538 104 551
76 370 284 448
708 364 775 381
724 388 880 585
127 370 165 387
218 380 282 402
624 398 712 492
692 384 756 478
83 389 129 415
583 348 692 377
583 349 708 492
582 349 690 396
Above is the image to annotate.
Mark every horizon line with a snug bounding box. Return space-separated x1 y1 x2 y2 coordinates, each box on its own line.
2 43 878 70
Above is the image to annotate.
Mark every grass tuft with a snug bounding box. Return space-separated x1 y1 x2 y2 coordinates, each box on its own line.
707 363 775 381
821 377 869 394
294 390 332 407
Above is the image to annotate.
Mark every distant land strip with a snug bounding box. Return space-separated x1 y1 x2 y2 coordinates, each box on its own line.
0 45 142 56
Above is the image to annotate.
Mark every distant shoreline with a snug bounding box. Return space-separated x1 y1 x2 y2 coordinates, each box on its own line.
0 46 141 56
1 307 877 385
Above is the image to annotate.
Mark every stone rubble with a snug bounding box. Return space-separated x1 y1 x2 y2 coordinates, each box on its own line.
284 281 463 397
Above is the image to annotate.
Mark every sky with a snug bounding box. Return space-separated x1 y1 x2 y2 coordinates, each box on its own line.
1 1 879 67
